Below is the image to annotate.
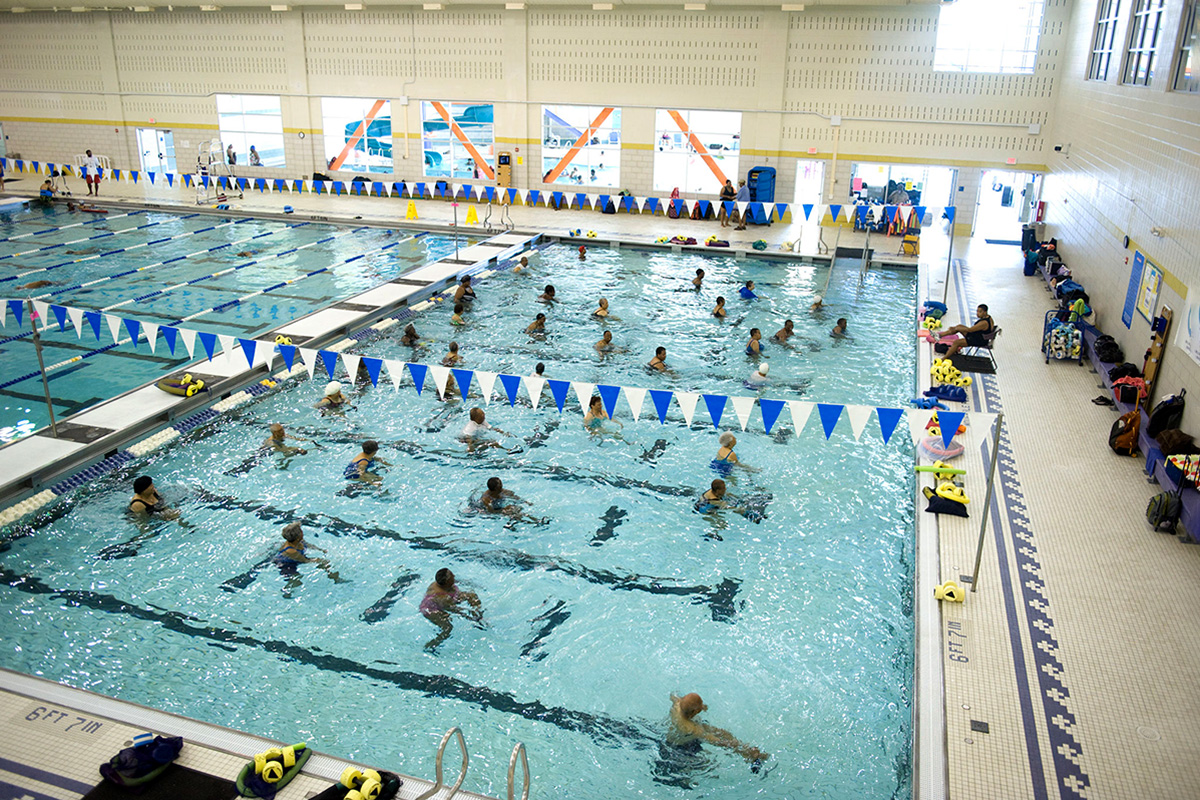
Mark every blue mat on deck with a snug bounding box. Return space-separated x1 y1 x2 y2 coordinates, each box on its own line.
984 239 1022 246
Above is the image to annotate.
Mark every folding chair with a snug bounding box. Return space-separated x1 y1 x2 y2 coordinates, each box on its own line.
899 234 920 256
963 327 1001 370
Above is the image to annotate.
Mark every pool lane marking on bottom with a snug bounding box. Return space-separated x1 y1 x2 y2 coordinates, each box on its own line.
952 258 1090 800
0 211 181 263
0 210 145 244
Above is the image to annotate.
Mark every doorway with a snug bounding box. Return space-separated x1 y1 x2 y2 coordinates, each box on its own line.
793 160 825 205
137 129 176 174
973 170 1038 241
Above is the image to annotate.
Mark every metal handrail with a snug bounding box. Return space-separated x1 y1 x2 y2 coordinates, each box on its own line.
413 727 469 800
507 743 530 800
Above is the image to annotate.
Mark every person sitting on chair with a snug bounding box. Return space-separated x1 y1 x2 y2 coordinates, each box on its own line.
943 304 995 359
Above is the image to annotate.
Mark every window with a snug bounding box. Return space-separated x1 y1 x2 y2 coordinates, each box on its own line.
1176 0 1200 92
1089 0 1122 80
934 0 1046 74
653 109 740 195
540 105 621 188
216 95 285 168
421 102 495 180
1124 0 1167 85
322 98 392 173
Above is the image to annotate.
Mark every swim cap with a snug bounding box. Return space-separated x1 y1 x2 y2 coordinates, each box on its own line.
813 295 823 304
719 432 736 447
579 245 586 253
325 381 342 396
757 363 770 376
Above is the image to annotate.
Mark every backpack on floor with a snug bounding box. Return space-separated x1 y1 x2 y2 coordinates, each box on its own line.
1146 388 1186 439
1109 408 1141 456
1146 492 1181 532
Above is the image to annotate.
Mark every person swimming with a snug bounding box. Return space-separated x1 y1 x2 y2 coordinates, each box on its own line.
127 475 179 520
711 432 757 476
441 341 463 367
578 246 587 261
583 394 624 435
667 693 768 767
476 476 543 522
460 407 513 451
810 295 824 312
773 320 794 344
647 346 668 372
344 440 389 481
712 297 726 319
454 276 477 305
692 269 705 290
595 330 615 352
538 285 557 303
400 324 421 346
744 362 769 390
450 303 466 326
745 328 765 356
593 297 610 318
263 423 308 455
739 280 758 300
514 256 530 273
419 567 484 651
831 318 849 338
526 313 547 335
17 280 55 290
314 380 347 410
274 522 344 586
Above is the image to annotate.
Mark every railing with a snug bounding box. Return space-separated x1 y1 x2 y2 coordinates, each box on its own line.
413 727 469 800
507 743 529 800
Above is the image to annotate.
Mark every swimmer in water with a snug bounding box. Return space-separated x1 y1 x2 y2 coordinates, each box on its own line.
592 297 610 318
514 256 530 273
263 423 309 455
578 246 587 260
420 568 484 651
538 285 557 303
450 303 466 326
314 380 348 410
712 432 757 476
127 475 180 520
831 318 849 338
584 395 623 436
400 324 421 346
647 346 668 372
595 330 616 352
739 280 759 300
532 362 546 379
693 269 705 290
712 296 726 319
237 251 254 258
476 476 543 523
17 280 55 290
344 440 390 482
274 522 344 587
810 295 824 312
772 319 795 345
460 407 514 452
668 693 768 767
454 276 477 305
441 341 463 367
526 313 547 335
745 362 770 390
745 328 765 356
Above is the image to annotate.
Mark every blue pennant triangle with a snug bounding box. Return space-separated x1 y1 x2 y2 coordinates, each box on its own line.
237 338 257 368
451 368 474 401
507 188 520 204
803 203 814 220
623 196 637 212
372 181 384 196
166 173 174 187
817 403 844 439
460 184 472 199
484 186 496 202
552 191 564 208
528 190 541 206
278 343 297 370
318 350 339 378
857 205 869 222
312 180 324 195
362 357 383 387
499 374 521 406
415 182 426 197
699 200 711 217
884 205 896 222
123 318 142 348
197 331 218 361
51 305 68 332
201 175 209 188
7 300 24 327
575 193 588 209
945 206 956 224
332 181 344 196
148 172 156 184
876 407 904 444
83 310 101 340
160 325 178 354
673 198 685 216
236 177 247 190
645 197 659 214
702 394 727 430
597 384 621 418
547 379 571 413
255 178 266 192
828 204 842 222
598 194 610 210
274 179 286 192
723 201 736 217
759 398 785 434
913 206 926 224
649 389 673 424
351 181 363 195
939 411 965 449
407 363 428 395
774 202 787 221
293 180 304 193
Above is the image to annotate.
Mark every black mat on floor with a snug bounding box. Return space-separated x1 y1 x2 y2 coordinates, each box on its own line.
83 764 236 800
984 239 1022 246
949 353 996 374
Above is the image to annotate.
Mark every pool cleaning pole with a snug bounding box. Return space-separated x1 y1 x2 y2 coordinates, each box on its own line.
942 206 957 303
970 412 1004 592
452 201 460 261
26 299 59 438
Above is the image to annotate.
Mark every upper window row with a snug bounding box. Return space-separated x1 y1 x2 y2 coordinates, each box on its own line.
1088 0 1198 91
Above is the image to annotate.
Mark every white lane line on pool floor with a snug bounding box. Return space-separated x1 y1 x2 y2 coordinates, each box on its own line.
0 211 142 243
0 212 193 262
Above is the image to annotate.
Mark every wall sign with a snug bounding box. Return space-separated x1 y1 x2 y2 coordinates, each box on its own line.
1136 254 1162 323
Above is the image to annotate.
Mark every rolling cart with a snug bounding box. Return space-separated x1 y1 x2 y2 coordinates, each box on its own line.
1042 310 1083 364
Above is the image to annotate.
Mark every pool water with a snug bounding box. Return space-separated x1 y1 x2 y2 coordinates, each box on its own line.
0 205 477 440
0 245 917 800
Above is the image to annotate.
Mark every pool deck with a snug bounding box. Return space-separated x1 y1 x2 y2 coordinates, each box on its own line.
2 179 1199 799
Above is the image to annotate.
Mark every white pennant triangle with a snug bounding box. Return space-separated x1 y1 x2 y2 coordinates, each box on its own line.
636 197 647 213
571 381 595 414
142 321 158 354
67 306 84 338
0 302 6 328
105 313 123 344
180 327 197 359
586 193 598 210
218 334 236 368
526 376 545 411
731 396 756 431
381 184 390 198
676 391 699 426
428 364 451 399
737 201 749 215
846 405 873 441
810 204 824 223
384 359 406 389
624 386 647 420
341 353 362 381
31 300 49 327
256 340 276 369
909 410 933 445
475 370 496 404
298 347 318 379
789 400 814 434
762 202 774 221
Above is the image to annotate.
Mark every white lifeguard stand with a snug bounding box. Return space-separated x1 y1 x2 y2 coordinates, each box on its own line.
195 140 242 205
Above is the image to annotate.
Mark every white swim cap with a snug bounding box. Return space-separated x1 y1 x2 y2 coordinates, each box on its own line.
758 363 770 376
813 295 823 304
325 381 342 396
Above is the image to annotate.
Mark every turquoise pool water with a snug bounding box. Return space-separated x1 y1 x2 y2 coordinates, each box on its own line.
0 245 916 799
0 204 476 440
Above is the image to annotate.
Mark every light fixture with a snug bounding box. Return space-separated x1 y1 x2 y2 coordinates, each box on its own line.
132 4 153 10
781 4 805 10
592 2 613 8
198 3 220 9
683 2 705 9
505 1 524 7
343 2 363 8
70 5 90 11
11 5 31 10
422 2 442 8
270 3 290 9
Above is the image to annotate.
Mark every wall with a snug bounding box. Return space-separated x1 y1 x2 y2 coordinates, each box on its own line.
1041 0 1200 420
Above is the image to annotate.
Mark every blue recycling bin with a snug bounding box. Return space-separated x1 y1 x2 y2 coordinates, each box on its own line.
746 166 776 225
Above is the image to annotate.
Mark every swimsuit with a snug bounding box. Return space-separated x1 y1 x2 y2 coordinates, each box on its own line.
710 451 735 476
344 456 374 479
964 316 995 347
739 287 757 299
420 589 463 617
693 496 720 513
745 342 764 355
128 498 164 514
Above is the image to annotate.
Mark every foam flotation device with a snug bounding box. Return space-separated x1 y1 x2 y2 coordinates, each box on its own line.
308 767 403 800
911 397 947 410
936 481 969 504
914 460 966 480
705 238 730 248
780 241 794 250
922 316 942 330
934 581 965 602
670 236 696 245
156 373 207 397
274 334 293 346
924 385 967 403
918 435 965 461
752 239 768 251
569 229 582 237
100 734 183 787
79 205 108 214
656 236 670 243
236 743 311 798
586 230 597 238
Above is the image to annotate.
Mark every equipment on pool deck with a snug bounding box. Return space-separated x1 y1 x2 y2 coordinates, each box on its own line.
236 743 311 798
934 581 965 602
196 140 243 206
496 151 512 188
746 166 775 226
156 373 207 397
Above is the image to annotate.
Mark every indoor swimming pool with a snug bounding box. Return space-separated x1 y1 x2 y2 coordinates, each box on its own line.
0 204 478 440
0 244 917 799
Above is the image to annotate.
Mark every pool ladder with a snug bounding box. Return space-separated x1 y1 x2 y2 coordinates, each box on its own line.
413 727 530 800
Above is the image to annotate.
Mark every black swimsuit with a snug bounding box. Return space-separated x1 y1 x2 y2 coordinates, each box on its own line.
965 316 995 346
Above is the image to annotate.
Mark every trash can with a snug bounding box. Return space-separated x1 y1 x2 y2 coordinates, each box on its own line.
1021 223 1038 251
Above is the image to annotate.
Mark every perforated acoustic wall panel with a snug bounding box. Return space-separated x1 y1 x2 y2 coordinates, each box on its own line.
0 15 109 117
